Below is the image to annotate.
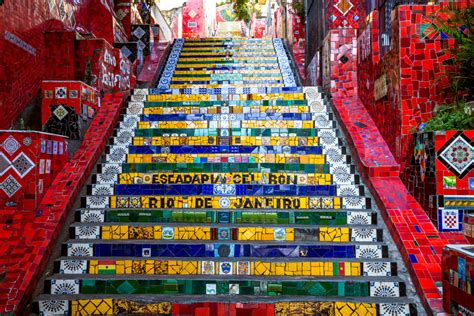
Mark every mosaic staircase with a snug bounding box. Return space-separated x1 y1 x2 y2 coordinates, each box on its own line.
36 38 418 315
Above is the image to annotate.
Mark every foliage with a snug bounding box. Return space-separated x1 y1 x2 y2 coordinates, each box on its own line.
423 6 474 131
233 0 251 23
291 0 305 22
426 6 474 100
424 101 474 131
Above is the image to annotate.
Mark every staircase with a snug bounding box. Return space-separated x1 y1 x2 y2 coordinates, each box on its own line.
36 38 419 315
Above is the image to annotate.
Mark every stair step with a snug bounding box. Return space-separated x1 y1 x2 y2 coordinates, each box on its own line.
75 209 377 226
70 225 383 243
35 37 418 314
44 278 407 297
63 242 390 259
54 258 397 277
87 183 366 198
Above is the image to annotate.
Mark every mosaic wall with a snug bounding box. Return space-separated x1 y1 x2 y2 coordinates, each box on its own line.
290 13 306 81
271 6 306 80
356 5 453 174
464 214 474 243
442 245 474 314
114 0 134 38
182 0 205 38
41 81 99 139
325 0 364 29
42 26 134 95
114 42 139 63
131 24 152 56
322 29 358 98
435 131 474 231
0 132 67 211
402 130 474 232
305 1 471 313
0 94 125 314
0 0 128 129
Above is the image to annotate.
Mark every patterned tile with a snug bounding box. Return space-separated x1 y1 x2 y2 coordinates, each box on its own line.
438 132 473 178
0 175 21 197
2 135 20 156
11 152 35 178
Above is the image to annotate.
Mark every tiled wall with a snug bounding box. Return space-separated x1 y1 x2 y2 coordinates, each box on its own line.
290 14 306 81
435 131 474 231
0 93 126 313
41 81 100 139
272 7 306 80
325 0 363 29
356 4 454 175
402 130 474 232
182 0 205 38
0 132 67 211
306 0 470 312
322 29 358 98
0 0 125 129
442 245 474 313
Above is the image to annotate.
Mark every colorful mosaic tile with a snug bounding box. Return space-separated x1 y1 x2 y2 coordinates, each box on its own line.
29 38 418 316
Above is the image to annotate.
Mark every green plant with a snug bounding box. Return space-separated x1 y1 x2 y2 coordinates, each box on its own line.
423 6 474 131
292 0 305 22
424 101 474 131
426 6 474 101
233 0 251 23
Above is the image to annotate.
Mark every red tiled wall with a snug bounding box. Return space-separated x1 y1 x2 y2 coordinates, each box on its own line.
325 0 363 29
115 0 133 36
0 132 67 211
356 5 454 175
182 0 205 38
41 81 99 126
310 0 470 313
0 93 126 314
290 14 306 81
44 31 78 80
0 0 124 130
322 29 358 98
442 247 474 313
435 130 474 196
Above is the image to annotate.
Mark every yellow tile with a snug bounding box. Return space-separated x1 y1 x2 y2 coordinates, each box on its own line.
116 261 125 275
254 262 271 275
101 227 111 239
351 262 361 276
334 302 376 316
182 261 198 275
88 260 98 274
71 299 114 315
275 263 285 276
110 196 116 208
124 260 133 274
286 228 294 241
324 262 333 276
287 262 298 272
145 260 154 274
154 226 162 239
